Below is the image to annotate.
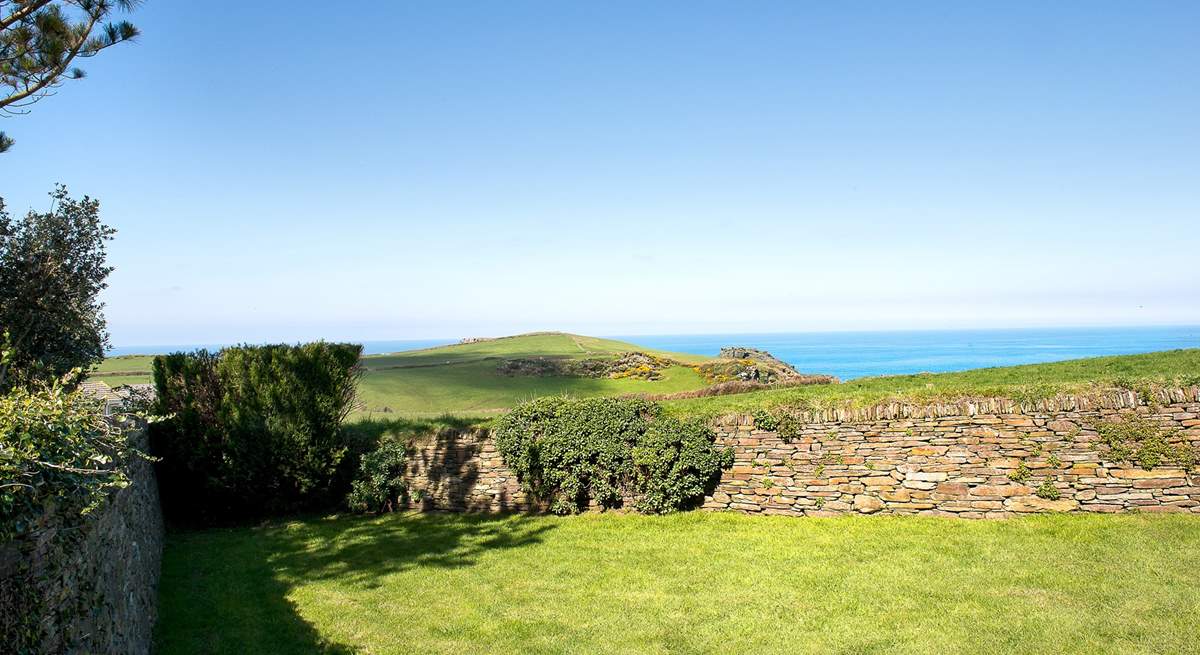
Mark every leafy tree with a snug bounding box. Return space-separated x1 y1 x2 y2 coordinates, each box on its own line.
0 185 114 391
1 0 141 152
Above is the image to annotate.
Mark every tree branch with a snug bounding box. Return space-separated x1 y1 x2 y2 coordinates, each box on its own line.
0 10 98 108
0 0 54 31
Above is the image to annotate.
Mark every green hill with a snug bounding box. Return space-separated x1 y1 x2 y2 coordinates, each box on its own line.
89 336 1200 421
88 333 718 418
355 333 711 417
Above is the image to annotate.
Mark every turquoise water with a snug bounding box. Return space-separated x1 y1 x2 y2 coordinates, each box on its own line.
612 326 1200 380
110 326 1199 381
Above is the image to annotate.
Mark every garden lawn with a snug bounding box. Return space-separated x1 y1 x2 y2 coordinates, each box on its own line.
156 511 1200 655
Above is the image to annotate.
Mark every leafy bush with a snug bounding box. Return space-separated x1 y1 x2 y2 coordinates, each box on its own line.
346 436 409 513
149 342 362 523
493 397 731 515
0 380 137 540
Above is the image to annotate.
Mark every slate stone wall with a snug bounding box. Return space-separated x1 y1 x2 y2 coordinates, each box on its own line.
400 388 1200 518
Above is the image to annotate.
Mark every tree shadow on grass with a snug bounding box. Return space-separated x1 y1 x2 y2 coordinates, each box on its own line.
156 512 554 654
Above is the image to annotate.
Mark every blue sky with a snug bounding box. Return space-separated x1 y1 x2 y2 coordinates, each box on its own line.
4 2 1198 346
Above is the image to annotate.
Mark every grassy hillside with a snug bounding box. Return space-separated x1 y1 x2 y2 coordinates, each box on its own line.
355 333 709 417
90 337 1200 420
664 348 1200 417
89 354 156 386
89 333 716 418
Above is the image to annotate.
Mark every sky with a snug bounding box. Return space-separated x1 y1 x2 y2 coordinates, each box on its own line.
3 1 1199 346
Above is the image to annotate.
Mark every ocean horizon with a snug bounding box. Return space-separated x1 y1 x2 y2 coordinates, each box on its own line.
106 325 1200 381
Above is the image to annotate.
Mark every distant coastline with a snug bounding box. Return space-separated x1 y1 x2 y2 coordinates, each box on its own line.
106 325 1199 381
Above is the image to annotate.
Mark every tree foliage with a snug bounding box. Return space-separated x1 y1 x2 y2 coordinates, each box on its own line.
493 397 731 515
0 185 114 392
149 342 364 523
1 0 141 152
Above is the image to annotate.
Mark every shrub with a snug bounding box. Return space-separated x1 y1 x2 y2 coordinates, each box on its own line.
633 415 734 514
493 397 731 515
0 380 137 540
149 342 362 523
346 436 409 513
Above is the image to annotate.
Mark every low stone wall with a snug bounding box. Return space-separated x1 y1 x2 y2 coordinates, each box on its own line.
399 388 1200 518
0 428 164 653
705 388 1200 517
401 429 538 512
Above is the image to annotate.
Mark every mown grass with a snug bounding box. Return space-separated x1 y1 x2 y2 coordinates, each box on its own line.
664 348 1200 418
155 511 1200 655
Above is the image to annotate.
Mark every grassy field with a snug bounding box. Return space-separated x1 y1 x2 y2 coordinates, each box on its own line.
155 511 1200 655
354 333 710 417
90 336 1200 419
90 333 716 417
665 348 1200 417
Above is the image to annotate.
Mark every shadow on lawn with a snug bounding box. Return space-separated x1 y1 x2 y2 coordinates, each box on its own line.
159 513 553 654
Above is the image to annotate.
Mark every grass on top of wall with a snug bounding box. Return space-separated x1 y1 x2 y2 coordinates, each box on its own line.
154 511 1200 655
662 348 1200 418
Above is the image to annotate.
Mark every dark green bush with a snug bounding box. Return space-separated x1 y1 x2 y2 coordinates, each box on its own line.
149 342 362 523
493 397 731 515
346 436 409 513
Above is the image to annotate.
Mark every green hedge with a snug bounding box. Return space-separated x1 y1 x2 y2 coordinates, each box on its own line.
493 397 731 514
149 342 362 523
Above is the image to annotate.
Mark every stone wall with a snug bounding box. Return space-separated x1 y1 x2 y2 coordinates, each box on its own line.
400 428 538 512
0 427 164 654
704 388 1200 517
399 388 1200 517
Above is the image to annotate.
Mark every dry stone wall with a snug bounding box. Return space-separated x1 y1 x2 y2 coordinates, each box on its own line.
0 428 164 654
400 429 538 512
705 388 1200 517
400 388 1200 518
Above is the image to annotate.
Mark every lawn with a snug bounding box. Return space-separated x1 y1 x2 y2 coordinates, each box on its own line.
155 511 1200 655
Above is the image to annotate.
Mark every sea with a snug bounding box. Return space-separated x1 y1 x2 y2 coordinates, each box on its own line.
108 325 1200 381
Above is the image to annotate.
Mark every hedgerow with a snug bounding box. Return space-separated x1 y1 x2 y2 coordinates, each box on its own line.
493 397 731 514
